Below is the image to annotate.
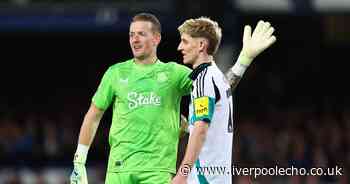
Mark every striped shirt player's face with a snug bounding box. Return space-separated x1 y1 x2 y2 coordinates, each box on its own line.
129 21 159 60
177 33 205 67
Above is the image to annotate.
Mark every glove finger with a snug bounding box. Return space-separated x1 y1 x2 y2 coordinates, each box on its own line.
265 36 277 48
261 21 271 35
252 20 265 38
263 27 275 39
243 25 252 44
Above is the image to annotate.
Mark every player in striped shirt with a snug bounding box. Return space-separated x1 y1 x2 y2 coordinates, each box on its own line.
172 17 276 184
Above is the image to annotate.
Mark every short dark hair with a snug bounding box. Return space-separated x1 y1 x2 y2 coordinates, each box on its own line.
132 13 162 34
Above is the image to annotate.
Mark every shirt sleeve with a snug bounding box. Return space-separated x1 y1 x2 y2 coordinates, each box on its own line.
192 69 216 123
92 67 115 110
173 63 193 96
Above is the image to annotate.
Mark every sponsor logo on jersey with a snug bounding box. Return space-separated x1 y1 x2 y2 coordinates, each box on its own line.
194 97 209 116
128 92 161 109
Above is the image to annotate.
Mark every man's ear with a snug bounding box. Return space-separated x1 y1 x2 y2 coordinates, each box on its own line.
199 39 208 53
153 32 161 46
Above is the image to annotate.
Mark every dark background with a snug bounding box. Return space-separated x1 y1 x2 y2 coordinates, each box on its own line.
0 0 349 183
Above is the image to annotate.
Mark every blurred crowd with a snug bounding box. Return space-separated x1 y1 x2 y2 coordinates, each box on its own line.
0 96 348 184
0 97 110 184
234 104 349 184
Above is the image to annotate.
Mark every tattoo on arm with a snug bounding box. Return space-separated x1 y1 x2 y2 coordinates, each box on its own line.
225 69 242 91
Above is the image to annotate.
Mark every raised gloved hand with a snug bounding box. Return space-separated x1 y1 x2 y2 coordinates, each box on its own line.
239 20 277 66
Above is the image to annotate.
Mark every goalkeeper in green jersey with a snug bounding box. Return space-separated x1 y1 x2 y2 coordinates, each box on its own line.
70 13 276 184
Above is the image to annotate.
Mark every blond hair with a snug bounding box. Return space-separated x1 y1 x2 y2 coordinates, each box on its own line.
178 17 222 55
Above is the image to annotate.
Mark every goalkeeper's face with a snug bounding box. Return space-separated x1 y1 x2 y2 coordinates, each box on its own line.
129 21 160 60
177 33 202 66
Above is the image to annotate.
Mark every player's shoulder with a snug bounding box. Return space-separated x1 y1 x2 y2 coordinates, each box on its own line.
99 59 133 78
109 59 133 70
103 59 132 75
158 60 192 72
157 60 178 67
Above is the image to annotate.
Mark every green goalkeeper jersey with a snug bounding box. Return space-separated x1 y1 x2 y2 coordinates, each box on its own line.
92 59 192 174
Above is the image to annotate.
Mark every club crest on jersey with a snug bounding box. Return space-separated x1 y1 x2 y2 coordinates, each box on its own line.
119 78 128 84
194 97 209 116
128 92 161 109
157 72 168 82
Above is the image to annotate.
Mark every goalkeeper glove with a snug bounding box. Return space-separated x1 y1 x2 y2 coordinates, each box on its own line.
232 20 277 76
70 144 89 184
